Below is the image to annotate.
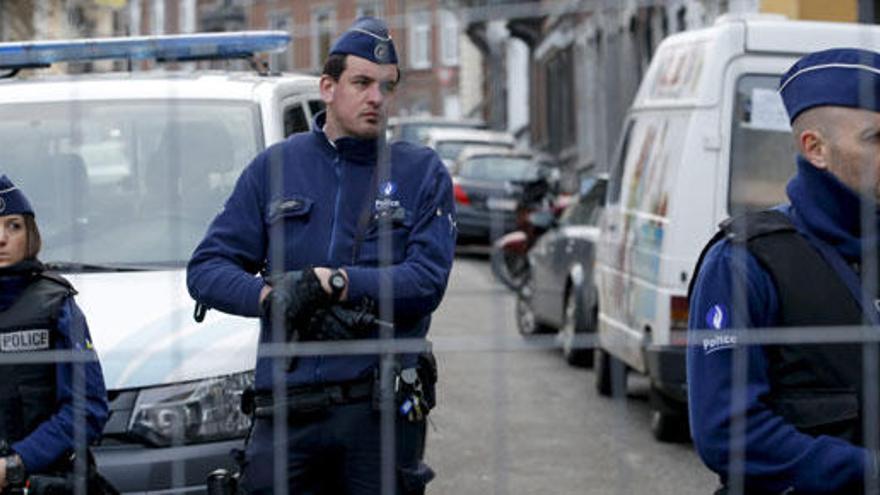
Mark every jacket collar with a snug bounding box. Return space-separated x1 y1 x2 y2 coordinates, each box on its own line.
312 112 378 166
787 155 880 262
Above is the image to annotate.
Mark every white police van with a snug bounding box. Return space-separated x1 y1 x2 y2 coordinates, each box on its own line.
0 33 321 492
594 14 880 441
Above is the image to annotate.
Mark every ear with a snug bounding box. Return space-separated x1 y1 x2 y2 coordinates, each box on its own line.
799 128 829 170
319 75 336 104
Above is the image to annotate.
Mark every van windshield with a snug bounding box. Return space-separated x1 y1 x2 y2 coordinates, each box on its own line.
729 74 797 214
0 100 261 267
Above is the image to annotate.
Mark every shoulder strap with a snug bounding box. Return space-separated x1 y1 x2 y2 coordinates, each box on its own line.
687 210 795 302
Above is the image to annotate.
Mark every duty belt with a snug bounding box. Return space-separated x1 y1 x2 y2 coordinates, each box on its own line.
251 378 374 418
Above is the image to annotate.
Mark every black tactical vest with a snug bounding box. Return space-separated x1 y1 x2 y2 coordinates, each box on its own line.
693 210 871 445
0 272 74 444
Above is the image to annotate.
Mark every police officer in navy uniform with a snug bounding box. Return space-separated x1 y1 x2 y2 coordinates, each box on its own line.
688 48 880 494
187 16 456 495
0 175 111 493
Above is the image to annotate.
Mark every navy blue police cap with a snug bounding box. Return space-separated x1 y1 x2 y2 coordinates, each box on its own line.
0 175 33 217
329 16 398 65
780 48 880 122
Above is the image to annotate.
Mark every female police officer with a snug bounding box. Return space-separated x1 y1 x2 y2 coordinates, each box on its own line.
0 175 110 492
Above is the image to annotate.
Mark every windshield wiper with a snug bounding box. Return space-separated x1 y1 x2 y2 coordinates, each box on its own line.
43 261 151 273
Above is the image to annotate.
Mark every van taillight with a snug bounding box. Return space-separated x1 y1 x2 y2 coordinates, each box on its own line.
670 295 689 331
453 181 470 205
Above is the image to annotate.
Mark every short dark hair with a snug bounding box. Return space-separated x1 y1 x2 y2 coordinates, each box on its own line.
322 53 347 81
23 214 41 260
322 53 401 84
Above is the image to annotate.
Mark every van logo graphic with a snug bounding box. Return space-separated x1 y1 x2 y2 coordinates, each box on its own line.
1 329 49 352
379 181 396 197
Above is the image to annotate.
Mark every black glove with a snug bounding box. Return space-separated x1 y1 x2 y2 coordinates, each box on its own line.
305 303 378 341
261 269 330 341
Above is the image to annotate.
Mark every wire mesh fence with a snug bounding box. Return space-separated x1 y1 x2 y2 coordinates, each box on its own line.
2 1 880 494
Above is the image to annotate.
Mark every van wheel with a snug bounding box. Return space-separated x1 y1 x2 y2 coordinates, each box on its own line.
595 347 626 397
516 280 552 336
561 289 593 367
649 386 690 443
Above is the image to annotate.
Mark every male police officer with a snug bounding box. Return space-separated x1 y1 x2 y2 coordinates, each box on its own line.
688 48 880 494
187 17 456 495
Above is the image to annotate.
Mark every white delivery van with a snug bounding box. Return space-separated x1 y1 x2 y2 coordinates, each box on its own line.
0 33 321 493
594 15 880 441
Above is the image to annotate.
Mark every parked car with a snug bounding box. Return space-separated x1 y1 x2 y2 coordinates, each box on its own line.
451 147 553 244
520 175 606 366
594 14 880 442
0 32 321 493
387 115 486 144
423 128 516 168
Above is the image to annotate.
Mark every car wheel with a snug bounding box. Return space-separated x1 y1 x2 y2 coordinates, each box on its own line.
516 280 552 336
560 289 593 368
649 385 690 443
595 347 627 397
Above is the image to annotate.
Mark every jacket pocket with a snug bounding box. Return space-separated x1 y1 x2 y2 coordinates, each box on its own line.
266 196 314 224
774 389 859 439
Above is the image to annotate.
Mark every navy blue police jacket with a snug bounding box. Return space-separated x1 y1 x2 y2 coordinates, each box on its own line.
187 114 457 390
688 156 878 493
0 267 109 474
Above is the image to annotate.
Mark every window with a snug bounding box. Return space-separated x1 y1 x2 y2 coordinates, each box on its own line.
268 11 292 72
284 103 309 137
544 47 575 153
356 1 383 18
440 10 459 66
408 11 432 70
728 74 796 215
312 7 336 69
308 100 326 117
608 120 633 205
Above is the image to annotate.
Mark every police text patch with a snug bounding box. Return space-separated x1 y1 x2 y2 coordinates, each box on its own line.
1 329 50 352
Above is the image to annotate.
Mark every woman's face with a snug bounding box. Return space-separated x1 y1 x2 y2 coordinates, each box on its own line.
0 214 28 267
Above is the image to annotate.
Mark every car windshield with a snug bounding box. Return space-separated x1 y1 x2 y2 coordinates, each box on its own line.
457 156 540 182
398 122 484 143
0 100 261 267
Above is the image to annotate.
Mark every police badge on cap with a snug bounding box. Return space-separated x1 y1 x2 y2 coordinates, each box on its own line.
330 16 398 65
0 175 34 217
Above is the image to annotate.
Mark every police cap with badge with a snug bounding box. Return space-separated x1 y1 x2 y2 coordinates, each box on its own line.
779 47 880 122
330 16 398 65
0 175 34 217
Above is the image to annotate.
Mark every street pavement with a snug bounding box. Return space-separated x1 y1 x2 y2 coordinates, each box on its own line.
425 254 716 494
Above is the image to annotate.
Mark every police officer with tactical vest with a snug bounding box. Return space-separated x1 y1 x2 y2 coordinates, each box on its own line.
187 16 456 495
689 48 880 494
0 175 112 494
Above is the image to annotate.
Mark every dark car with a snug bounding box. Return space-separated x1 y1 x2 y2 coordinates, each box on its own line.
519 175 607 366
451 148 553 244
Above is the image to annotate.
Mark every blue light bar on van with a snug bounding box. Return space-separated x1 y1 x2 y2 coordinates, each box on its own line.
0 31 290 70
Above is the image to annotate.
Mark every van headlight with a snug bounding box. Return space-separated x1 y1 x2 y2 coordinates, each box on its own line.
128 371 253 447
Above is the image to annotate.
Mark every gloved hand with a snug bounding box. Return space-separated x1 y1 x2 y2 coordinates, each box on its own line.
305 303 378 341
260 269 330 341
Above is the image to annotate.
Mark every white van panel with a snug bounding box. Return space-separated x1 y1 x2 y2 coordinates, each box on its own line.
745 20 880 55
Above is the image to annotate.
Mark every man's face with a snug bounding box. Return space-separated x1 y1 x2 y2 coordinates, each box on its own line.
0 214 27 268
821 107 880 201
322 55 398 140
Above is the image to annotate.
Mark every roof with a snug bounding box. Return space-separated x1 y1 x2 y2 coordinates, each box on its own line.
422 127 515 144
0 70 319 104
456 145 534 162
388 115 485 127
